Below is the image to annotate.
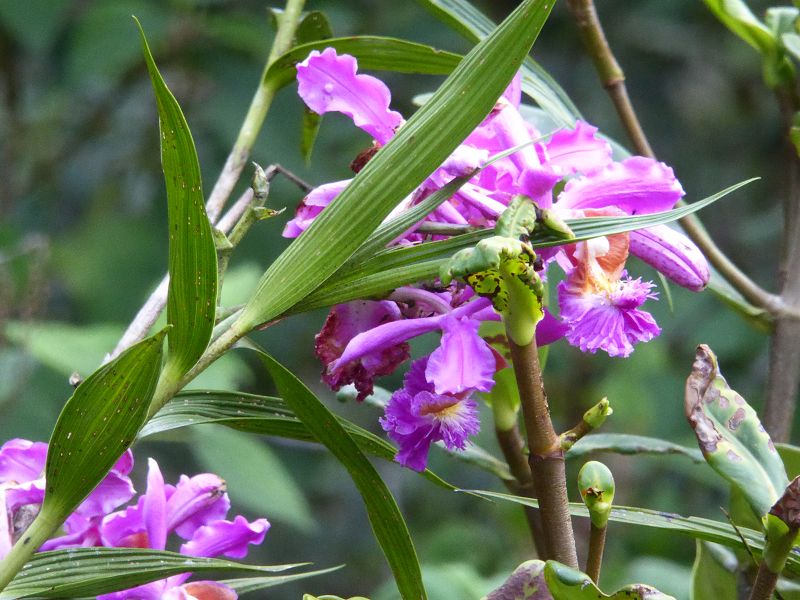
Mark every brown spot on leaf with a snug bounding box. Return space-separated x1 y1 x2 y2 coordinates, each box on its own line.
726 449 743 462
728 408 746 430
688 408 721 454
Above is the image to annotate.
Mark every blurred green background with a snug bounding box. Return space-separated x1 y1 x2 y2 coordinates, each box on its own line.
0 0 788 597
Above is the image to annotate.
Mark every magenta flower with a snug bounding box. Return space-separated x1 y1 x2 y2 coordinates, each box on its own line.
557 230 660 357
98 459 268 600
297 48 403 145
315 300 411 401
328 296 499 397
380 358 481 471
0 439 135 557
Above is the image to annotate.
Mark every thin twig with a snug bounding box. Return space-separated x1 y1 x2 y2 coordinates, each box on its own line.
564 0 777 316
106 164 307 364
585 523 606 583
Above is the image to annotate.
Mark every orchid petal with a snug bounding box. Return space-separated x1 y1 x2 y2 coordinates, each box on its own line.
167 474 230 540
143 458 167 551
426 315 496 394
180 515 269 559
556 156 684 214
545 121 613 174
629 225 709 291
282 179 351 238
0 439 47 483
297 48 402 144
318 300 412 399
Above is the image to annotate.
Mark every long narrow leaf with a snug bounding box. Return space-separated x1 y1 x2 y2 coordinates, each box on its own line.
42 329 166 523
138 390 456 490
265 36 461 89
465 489 800 576
221 566 344 594
416 0 580 125
2 548 303 599
136 20 217 379
236 0 557 330
566 433 703 463
293 179 756 313
245 343 427 600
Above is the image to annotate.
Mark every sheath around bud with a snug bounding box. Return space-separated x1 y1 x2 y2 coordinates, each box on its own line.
578 461 615 529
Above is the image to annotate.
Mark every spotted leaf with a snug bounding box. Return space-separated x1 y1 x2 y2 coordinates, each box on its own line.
684 344 789 518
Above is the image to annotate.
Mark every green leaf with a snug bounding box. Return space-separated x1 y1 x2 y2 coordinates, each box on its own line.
191 425 315 533
416 0 580 126
301 106 323 165
293 179 755 314
703 0 777 55
566 433 703 463
136 19 217 379
295 10 333 45
221 566 343 595
138 389 456 490
466 488 800 577
41 329 166 522
236 0 557 331
690 541 738 600
685 345 789 517
777 443 800 478
246 343 427 600
265 36 461 89
1 547 304 599
544 561 675 599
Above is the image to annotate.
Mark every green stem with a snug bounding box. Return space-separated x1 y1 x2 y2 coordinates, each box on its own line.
564 0 776 317
585 523 607 584
507 337 578 567
147 324 245 419
107 1 306 362
204 0 306 223
0 512 58 590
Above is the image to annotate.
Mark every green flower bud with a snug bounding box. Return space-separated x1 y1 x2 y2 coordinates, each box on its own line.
578 461 615 529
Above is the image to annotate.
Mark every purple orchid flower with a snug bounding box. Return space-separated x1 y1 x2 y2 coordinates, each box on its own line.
98 459 268 600
380 357 481 472
556 226 661 357
0 439 135 557
328 296 500 396
315 300 411 401
297 48 403 145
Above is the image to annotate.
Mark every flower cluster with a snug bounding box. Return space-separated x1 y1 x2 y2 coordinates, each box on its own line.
0 439 268 599
287 48 710 471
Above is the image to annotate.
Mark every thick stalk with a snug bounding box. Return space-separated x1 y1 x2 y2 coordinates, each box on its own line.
747 565 779 600
764 88 800 442
508 338 578 567
107 0 306 362
564 0 776 315
495 423 547 558
585 523 606 583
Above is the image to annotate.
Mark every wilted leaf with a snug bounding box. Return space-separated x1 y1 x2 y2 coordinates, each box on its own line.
685 345 788 517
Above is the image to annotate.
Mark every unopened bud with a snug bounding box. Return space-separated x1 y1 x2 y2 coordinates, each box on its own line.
578 461 615 529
